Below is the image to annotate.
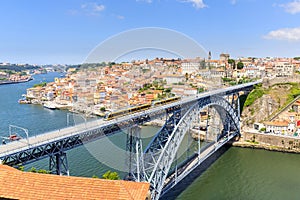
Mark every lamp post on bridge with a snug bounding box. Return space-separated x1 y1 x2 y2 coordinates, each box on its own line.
9 124 29 145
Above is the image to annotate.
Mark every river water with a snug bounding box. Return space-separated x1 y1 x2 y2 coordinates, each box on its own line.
1 72 300 199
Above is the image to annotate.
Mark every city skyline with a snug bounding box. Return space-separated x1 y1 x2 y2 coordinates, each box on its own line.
0 0 299 64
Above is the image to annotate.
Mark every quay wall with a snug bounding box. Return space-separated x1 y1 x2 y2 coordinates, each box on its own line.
233 131 300 153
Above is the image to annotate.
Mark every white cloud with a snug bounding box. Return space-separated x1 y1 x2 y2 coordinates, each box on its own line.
94 4 105 12
280 0 300 14
80 2 105 16
181 0 207 9
263 27 300 41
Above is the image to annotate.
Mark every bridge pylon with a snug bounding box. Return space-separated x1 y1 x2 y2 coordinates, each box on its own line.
49 151 69 176
125 125 145 181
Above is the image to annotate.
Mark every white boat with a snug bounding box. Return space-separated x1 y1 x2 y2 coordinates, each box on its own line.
43 102 56 110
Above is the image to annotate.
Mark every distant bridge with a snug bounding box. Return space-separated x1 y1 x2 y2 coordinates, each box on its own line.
0 80 261 200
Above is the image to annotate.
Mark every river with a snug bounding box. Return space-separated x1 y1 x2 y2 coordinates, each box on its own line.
1 72 300 199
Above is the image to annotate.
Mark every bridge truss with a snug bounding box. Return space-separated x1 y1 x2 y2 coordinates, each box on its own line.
128 94 241 200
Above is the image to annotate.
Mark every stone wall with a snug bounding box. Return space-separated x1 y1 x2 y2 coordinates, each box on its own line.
242 132 300 150
262 75 300 88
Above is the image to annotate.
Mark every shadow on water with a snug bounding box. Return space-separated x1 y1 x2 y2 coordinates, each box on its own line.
160 144 232 200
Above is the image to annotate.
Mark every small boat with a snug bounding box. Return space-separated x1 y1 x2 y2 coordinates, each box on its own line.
43 102 56 110
18 94 31 104
18 99 31 104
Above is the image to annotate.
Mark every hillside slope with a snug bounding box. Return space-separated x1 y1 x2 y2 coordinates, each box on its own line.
241 82 300 127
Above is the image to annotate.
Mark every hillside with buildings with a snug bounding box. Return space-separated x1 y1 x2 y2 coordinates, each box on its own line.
241 78 300 137
20 55 300 118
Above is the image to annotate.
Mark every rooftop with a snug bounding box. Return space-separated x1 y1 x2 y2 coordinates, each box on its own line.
0 164 150 200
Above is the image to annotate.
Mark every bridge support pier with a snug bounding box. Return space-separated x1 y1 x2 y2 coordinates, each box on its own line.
126 125 144 181
49 152 69 176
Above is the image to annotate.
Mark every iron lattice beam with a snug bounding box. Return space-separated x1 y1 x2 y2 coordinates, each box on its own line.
145 95 240 200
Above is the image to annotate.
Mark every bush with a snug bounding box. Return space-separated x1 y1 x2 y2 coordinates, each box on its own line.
102 170 120 180
244 85 264 107
260 127 266 132
33 82 47 88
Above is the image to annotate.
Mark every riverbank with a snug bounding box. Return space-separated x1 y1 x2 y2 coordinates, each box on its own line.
0 77 33 85
232 131 300 154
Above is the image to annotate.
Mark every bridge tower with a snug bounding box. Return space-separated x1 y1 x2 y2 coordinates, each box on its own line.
49 151 69 176
125 125 145 182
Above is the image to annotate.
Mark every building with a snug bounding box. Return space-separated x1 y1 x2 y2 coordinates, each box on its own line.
220 53 230 62
274 62 294 77
264 120 294 135
0 164 150 200
181 58 202 74
164 75 185 85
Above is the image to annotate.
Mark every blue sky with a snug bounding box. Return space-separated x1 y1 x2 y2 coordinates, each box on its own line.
0 0 299 64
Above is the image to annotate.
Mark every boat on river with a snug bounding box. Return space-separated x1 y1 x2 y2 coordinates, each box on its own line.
43 102 56 110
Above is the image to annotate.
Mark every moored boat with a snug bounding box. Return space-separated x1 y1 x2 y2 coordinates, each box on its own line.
43 102 56 110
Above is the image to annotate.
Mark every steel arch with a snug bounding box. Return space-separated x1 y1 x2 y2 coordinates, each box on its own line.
146 95 240 200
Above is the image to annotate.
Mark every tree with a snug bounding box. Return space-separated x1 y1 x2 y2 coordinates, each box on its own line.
228 59 235 65
185 73 189 81
294 57 300 60
237 62 244 69
102 170 120 180
164 88 172 93
100 107 106 112
33 82 47 88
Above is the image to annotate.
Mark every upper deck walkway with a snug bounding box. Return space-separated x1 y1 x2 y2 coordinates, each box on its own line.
0 80 261 164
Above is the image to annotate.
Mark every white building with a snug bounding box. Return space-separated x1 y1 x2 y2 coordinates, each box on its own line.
181 58 202 74
164 75 185 85
274 62 294 77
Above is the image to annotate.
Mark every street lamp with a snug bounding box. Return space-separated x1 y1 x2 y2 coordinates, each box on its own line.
9 124 29 145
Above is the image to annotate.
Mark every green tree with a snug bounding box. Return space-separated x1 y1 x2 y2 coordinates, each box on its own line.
100 107 106 112
185 73 189 81
260 127 266 132
164 88 172 93
33 82 47 88
237 62 244 69
102 170 120 180
228 59 235 65
294 57 300 60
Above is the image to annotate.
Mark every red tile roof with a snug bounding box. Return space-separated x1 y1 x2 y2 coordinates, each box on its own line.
0 164 150 200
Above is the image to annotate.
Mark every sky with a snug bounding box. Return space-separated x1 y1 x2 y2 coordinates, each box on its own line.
0 0 299 64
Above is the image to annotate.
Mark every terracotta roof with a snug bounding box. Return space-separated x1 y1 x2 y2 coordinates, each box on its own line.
0 164 150 200
264 120 289 127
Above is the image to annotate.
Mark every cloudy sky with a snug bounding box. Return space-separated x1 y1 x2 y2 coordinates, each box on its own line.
0 0 299 64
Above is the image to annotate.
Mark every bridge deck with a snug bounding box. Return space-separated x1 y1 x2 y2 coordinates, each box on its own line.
0 81 260 160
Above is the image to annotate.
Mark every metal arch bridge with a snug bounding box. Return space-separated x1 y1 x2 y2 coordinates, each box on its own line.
0 80 261 199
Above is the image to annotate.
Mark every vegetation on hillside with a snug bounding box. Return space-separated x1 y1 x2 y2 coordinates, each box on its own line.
244 83 264 107
0 64 39 72
242 82 300 125
33 82 47 88
244 82 300 109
